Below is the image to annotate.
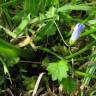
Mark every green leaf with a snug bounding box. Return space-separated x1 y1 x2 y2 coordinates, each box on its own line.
0 38 30 66
0 38 20 66
47 59 69 81
46 6 57 19
5 56 20 66
0 0 16 7
0 38 20 57
51 0 59 6
0 25 17 38
24 0 35 16
58 4 95 12
23 76 36 90
13 14 30 37
88 20 96 26
12 11 23 21
37 21 56 37
24 0 50 17
60 78 77 94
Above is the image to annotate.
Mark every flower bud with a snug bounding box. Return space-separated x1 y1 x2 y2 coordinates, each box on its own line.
69 23 85 45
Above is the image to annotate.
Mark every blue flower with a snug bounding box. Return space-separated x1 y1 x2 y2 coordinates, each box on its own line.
69 23 85 45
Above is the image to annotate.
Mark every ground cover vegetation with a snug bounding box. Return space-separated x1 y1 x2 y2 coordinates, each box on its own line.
0 0 96 96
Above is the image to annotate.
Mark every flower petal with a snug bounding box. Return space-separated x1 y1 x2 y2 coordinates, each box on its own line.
69 23 85 45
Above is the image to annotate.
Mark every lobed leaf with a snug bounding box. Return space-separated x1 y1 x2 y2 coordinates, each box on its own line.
47 59 69 81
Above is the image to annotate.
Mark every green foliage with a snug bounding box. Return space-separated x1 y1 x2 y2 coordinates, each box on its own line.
23 76 36 90
88 19 96 26
60 78 77 94
0 76 4 86
0 38 20 57
13 14 30 37
37 21 56 37
81 47 96 95
58 4 95 12
0 0 96 95
0 38 30 66
0 38 20 66
47 59 69 81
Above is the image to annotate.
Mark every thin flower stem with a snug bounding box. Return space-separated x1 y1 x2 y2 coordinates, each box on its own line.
53 21 69 47
65 39 96 59
37 46 63 59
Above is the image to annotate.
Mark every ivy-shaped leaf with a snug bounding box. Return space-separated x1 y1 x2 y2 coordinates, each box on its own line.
47 59 69 81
